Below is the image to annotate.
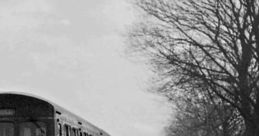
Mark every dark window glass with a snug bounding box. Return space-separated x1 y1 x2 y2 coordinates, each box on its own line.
19 122 47 136
58 124 62 136
64 125 70 136
0 122 14 136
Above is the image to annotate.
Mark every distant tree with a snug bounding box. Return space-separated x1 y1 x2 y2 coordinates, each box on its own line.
128 0 259 135
165 89 244 136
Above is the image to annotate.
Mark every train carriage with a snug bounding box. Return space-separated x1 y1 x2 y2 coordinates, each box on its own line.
0 93 110 136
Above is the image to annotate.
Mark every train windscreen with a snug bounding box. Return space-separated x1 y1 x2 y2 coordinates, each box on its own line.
19 122 47 136
0 94 54 136
0 122 14 136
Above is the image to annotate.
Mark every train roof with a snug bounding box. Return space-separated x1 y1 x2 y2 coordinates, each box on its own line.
0 92 110 136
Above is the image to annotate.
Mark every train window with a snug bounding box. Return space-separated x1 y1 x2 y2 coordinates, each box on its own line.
76 129 80 136
71 128 76 136
76 129 79 136
64 125 70 136
0 122 14 136
19 122 46 136
63 126 66 136
58 123 62 136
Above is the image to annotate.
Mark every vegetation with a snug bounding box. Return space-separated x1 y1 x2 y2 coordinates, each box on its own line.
128 0 259 135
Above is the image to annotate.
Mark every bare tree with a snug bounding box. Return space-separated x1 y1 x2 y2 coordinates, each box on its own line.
165 88 244 136
128 0 259 135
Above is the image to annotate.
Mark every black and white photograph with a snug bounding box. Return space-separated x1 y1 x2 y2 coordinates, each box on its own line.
0 0 259 136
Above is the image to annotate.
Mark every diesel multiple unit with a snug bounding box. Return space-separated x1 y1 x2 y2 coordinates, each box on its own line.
0 93 110 136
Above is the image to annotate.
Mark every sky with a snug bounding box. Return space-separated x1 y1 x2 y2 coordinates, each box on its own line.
0 0 171 136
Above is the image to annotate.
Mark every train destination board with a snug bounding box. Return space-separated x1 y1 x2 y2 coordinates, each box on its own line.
0 109 15 116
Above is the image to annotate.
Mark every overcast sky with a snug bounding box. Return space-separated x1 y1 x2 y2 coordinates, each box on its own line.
0 0 171 136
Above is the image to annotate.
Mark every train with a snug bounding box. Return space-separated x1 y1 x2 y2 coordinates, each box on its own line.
0 92 110 136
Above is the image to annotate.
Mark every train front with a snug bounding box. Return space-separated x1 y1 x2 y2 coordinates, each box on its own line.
0 93 55 136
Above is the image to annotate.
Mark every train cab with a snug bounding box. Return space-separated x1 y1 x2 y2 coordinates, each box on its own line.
0 93 110 136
